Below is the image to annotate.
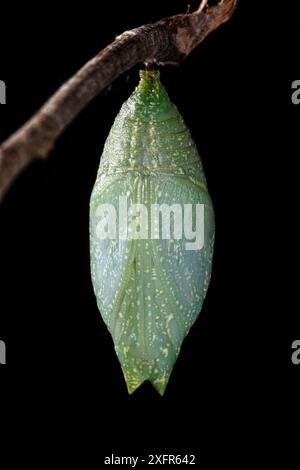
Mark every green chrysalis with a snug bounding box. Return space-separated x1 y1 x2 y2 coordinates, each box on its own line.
90 70 214 395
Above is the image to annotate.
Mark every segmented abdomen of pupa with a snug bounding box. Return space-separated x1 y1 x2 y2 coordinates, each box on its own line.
90 70 215 395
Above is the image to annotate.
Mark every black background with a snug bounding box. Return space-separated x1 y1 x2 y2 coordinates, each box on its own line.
0 0 299 450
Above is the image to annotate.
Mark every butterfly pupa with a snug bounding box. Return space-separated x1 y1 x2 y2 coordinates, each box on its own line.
90 70 215 395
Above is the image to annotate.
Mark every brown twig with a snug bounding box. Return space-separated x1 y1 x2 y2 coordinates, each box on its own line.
0 0 238 201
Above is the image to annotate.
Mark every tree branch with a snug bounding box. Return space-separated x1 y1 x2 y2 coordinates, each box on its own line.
0 0 238 201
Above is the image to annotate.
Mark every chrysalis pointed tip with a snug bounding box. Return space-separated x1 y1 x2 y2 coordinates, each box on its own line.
124 374 146 395
126 378 168 396
151 372 172 396
152 382 167 396
123 367 171 396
